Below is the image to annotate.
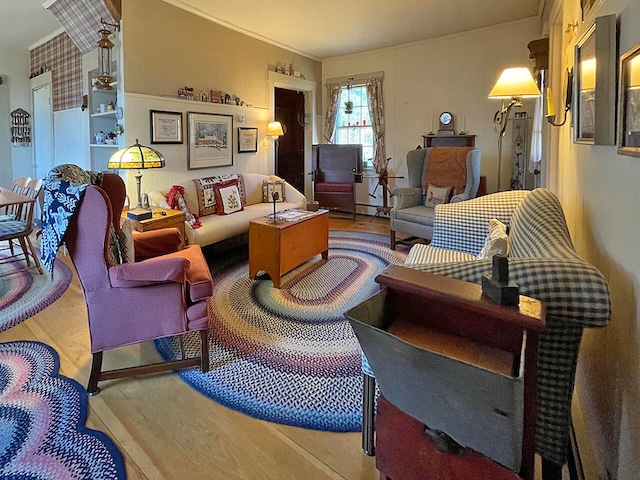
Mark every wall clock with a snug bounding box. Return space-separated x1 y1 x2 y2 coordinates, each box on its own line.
438 111 455 135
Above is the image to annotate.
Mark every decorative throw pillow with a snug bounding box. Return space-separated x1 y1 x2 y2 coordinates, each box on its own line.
262 180 286 203
166 185 201 229
424 184 451 208
193 174 239 216
214 179 244 215
477 218 509 260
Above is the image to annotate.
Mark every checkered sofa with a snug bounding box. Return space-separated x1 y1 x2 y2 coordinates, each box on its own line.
363 188 611 469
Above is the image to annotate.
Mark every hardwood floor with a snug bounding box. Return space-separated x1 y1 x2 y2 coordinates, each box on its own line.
0 214 390 480
2 213 560 479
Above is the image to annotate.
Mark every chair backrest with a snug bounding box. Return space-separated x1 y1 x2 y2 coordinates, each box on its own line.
406 147 481 200
12 179 42 226
1 177 32 218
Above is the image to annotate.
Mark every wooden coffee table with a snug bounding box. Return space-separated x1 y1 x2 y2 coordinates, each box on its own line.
249 210 329 288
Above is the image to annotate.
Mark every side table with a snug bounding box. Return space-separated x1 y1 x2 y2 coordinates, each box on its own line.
123 207 187 247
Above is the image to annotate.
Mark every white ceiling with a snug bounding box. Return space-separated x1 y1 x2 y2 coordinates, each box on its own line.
2 0 542 59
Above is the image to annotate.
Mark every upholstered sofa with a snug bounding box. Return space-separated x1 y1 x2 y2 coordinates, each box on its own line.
148 173 306 247
361 188 611 475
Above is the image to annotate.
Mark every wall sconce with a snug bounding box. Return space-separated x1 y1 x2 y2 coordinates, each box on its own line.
96 18 120 91
547 68 573 127
488 67 540 191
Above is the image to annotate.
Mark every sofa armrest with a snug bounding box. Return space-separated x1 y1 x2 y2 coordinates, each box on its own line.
450 192 470 203
392 187 423 210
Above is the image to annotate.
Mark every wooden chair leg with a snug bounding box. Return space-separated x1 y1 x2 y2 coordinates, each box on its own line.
200 329 210 373
363 373 376 456
87 351 103 396
390 230 396 250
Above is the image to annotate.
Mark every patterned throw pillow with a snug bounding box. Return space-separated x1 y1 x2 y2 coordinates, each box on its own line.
213 179 244 215
424 184 451 208
193 174 246 217
262 180 286 203
107 219 135 265
477 218 509 260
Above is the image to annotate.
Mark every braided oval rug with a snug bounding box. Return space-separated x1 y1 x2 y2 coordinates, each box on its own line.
0 248 72 333
0 340 126 479
156 231 407 432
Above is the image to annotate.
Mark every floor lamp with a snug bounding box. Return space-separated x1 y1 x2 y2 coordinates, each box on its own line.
267 121 284 175
488 67 540 191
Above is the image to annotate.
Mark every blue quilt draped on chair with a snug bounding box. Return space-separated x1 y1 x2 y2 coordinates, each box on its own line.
40 164 102 273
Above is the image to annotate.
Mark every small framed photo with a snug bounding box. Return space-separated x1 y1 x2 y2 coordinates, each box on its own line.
187 112 233 169
238 127 258 153
617 42 640 157
150 110 182 144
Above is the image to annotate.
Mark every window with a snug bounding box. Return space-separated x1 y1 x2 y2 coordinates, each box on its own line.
334 84 374 169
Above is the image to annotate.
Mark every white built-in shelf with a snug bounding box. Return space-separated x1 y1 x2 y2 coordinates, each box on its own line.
90 144 118 148
91 111 116 118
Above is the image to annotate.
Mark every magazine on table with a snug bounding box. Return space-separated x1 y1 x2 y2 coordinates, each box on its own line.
267 208 328 222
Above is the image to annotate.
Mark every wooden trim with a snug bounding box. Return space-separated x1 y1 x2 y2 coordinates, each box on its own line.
103 0 121 22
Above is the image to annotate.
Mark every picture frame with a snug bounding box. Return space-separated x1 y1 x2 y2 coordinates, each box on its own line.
617 42 640 157
187 112 233 169
150 110 182 144
238 127 258 153
573 14 616 145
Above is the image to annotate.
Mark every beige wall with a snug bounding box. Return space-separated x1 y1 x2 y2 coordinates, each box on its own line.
122 0 321 110
322 17 540 213
0 45 33 187
546 1 640 479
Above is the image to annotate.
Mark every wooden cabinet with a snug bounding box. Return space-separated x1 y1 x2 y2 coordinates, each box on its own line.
346 265 545 480
422 134 476 148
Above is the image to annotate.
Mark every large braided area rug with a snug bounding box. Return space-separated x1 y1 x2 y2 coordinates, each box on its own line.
0 340 126 479
156 231 407 432
0 248 72 333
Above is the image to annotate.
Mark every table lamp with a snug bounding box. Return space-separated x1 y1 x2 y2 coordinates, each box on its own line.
107 139 165 220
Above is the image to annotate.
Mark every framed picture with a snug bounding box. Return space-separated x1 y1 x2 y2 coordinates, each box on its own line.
573 14 616 145
238 127 258 153
262 180 285 203
617 42 640 157
187 112 233 169
150 110 182 144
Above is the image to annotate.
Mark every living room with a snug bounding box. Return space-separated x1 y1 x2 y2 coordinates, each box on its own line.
1 0 639 479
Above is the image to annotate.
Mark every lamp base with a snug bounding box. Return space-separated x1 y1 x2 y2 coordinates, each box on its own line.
127 208 153 221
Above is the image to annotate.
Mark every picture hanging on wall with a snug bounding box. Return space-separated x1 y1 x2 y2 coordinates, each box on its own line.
187 112 233 169
617 42 640 157
238 127 258 153
150 110 182 144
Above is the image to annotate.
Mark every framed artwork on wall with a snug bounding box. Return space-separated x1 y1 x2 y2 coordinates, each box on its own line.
573 14 616 145
150 110 182 144
238 127 258 153
617 42 640 157
187 112 233 169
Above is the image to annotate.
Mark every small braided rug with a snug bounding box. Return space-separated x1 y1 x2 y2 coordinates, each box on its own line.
0 340 126 479
0 247 72 333
156 231 407 432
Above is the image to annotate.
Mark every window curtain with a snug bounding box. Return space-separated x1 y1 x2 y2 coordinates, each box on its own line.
324 82 342 142
366 77 386 174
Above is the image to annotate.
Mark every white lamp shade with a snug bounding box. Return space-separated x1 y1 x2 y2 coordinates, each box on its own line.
266 121 284 138
488 67 541 99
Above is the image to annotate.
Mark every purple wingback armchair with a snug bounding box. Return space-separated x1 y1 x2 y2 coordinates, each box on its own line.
64 173 212 395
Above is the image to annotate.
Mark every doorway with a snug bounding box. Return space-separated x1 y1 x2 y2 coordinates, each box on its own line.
31 72 54 180
275 87 305 193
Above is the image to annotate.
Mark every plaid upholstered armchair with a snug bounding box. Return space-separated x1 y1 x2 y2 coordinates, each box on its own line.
361 188 610 478
390 147 481 249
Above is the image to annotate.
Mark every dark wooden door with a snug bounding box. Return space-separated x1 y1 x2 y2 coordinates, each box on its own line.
275 88 305 193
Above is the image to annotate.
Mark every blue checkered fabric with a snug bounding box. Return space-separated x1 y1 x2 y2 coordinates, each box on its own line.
390 148 481 243
0 220 28 237
364 188 611 466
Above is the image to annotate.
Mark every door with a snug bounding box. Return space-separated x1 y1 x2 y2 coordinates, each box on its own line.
31 75 54 180
275 88 305 193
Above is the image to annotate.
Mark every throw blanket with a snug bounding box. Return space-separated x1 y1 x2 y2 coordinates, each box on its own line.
423 146 472 194
40 164 102 273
